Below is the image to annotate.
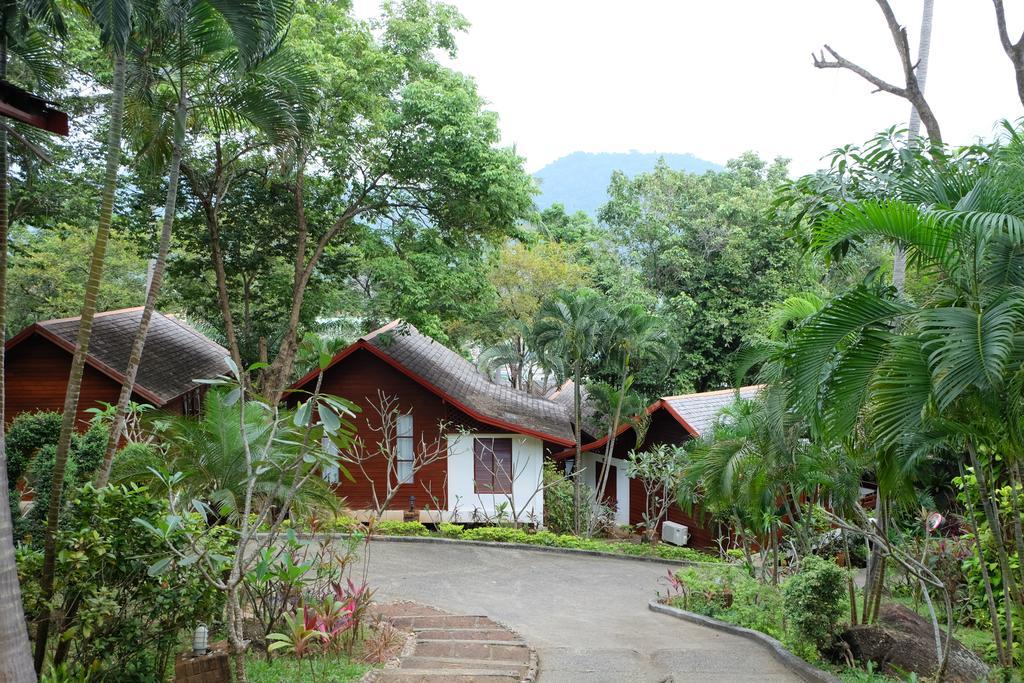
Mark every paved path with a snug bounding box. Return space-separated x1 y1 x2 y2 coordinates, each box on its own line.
359 541 799 682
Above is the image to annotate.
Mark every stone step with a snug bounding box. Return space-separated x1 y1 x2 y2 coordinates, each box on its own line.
389 615 495 629
400 656 529 671
413 628 519 642
377 669 521 682
372 603 448 619
413 640 531 663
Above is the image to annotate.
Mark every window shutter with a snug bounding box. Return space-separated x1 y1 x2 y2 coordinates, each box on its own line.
474 438 513 494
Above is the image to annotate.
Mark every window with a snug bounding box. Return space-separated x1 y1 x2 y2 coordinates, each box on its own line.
474 438 512 494
395 414 414 484
321 436 339 484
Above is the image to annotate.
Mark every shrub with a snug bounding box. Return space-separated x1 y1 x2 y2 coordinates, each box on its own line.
542 461 575 534
461 526 530 543
374 520 429 536
109 441 161 482
73 425 108 480
671 566 784 638
782 555 848 652
324 515 362 533
18 444 78 543
6 410 62 486
19 484 226 680
438 522 464 538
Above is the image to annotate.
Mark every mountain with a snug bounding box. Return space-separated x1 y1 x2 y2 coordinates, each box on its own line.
532 151 723 217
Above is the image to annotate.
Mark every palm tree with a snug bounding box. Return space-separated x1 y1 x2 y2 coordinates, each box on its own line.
110 389 340 522
593 304 671 524
0 1 65 677
36 0 295 669
534 288 606 534
782 128 1024 666
94 0 311 487
894 0 935 293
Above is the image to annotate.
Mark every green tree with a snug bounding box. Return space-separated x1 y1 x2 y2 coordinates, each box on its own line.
6 223 146 329
0 0 67 675
251 0 534 402
534 288 606 534
111 390 340 521
96 0 311 486
36 0 293 668
779 127 1024 666
592 304 671 522
600 154 812 392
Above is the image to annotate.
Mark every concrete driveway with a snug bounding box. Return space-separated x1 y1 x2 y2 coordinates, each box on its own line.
358 540 799 682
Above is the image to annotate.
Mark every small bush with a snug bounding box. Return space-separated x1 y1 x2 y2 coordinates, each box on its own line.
438 522 464 538
73 425 108 480
374 520 429 536
18 484 226 679
325 515 362 533
6 411 62 486
671 566 784 638
542 461 575 534
782 555 848 652
461 526 530 543
18 445 78 543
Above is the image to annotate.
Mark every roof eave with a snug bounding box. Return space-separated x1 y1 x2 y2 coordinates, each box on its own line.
289 339 575 447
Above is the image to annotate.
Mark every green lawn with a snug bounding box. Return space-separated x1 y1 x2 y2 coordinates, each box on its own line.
244 653 371 683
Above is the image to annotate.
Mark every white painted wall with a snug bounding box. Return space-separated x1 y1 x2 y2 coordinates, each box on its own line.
446 433 545 524
577 451 631 526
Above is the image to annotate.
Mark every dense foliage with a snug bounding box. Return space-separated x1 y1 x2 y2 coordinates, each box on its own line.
18 485 225 679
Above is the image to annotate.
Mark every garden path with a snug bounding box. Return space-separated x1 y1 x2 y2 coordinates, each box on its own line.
358 540 800 682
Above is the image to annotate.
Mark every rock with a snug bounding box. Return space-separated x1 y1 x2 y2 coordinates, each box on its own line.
839 604 989 683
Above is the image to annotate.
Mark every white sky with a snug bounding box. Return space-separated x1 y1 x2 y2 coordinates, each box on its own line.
353 1 1024 175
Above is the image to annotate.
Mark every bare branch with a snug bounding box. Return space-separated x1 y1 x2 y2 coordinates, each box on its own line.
992 0 1024 107
992 0 1023 55
811 0 943 145
812 45 905 97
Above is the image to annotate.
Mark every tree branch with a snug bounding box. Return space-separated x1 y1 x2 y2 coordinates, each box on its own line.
812 45 905 97
811 0 943 145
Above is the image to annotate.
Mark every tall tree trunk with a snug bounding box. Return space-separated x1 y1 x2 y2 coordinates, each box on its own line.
95 93 187 487
893 0 934 294
595 358 629 532
967 441 1017 662
34 54 127 672
573 370 583 536
0 31 39 682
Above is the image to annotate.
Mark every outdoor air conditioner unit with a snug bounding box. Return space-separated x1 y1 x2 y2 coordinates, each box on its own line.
662 521 689 546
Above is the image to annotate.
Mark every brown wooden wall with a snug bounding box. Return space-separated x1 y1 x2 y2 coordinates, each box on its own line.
6 334 120 429
3 333 179 430
297 347 471 511
618 409 720 549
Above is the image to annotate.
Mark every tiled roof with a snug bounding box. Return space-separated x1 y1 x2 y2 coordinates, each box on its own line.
360 321 576 444
664 385 762 436
32 307 230 405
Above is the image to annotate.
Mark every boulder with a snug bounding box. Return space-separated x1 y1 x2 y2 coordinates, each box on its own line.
839 604 989 683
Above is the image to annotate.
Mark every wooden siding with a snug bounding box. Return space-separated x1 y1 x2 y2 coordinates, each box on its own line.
609 410 721 549
300 348 465 510
4 332 180 429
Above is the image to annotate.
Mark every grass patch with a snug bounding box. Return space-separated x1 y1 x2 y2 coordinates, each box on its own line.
244 653 370 682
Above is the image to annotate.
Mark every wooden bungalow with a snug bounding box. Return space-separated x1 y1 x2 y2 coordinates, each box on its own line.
4 307 230 428
553 385 761 549
289 320 575 523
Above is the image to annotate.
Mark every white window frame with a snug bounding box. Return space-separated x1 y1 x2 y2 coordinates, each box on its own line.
321 435 339 484
395 414 414 484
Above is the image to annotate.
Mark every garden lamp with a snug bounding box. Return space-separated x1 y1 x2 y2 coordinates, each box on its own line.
192 623 209 656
